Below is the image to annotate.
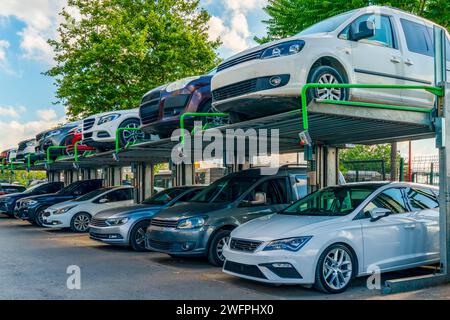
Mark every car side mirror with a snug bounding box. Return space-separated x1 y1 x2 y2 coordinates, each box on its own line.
369 208 391 222
98 198 109 204
351 21 375 41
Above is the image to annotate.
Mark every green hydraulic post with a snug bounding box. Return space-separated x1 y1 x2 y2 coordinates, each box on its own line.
180 112 228 145
46 146 67 165
399 158 405 182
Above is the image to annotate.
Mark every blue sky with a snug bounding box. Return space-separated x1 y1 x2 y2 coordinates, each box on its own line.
0 0 437 157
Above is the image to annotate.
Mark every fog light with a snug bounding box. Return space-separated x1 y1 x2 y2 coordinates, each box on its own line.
181 242 194 251
269 76 282 87
271 263 292 268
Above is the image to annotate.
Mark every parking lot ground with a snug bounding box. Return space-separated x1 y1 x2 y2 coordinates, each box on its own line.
1 214 449 300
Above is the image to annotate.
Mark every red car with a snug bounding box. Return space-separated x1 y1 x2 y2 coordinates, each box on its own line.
64 126 95 155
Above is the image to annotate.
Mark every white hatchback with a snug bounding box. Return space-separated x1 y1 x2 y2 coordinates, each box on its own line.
211 6 450 121
222 182 440 293
42 186 135 232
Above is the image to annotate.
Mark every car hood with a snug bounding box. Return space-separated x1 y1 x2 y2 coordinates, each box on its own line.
20 193 73 202
231 214 343 241
0 193 22 200
153 202 229 220
95 204 164 219
48 200 80 210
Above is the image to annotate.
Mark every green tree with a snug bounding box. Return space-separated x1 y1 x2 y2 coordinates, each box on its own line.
256 0 449 43
339 144 400 178
0 170 47 186
46 0 221 119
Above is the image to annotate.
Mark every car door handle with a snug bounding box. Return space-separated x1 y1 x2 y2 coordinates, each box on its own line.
390 56 401 64
404 224 416 229
405 59 414 66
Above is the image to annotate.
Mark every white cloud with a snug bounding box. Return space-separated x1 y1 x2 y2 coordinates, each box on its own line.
37 108 58 121
0 0 68 64
206 0 268 56
0 39 9 62
0 105 26 118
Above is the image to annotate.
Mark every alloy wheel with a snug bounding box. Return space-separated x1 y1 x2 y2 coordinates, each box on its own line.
322 248 353 291
135 227 146 248
316 73 342 100
74 214 90 232
121 123 145 144
216 236 230 262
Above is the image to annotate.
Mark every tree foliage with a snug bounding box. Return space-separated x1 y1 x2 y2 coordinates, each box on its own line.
256 0 449 43
0 170 47 186
46 0 221 119
340 144 399 174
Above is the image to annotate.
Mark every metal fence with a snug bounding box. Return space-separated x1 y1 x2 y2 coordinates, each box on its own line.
341 160 387 183
407 156 439 186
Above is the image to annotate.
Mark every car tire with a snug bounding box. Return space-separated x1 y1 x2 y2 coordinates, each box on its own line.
314 244 355 294
118 118 146 148
34 208 47 227
307 65 348 103
70 212 91 233
129 221 149 252
207 229 231 267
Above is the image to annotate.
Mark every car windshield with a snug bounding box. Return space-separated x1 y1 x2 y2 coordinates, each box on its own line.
143 188 187 205
23 184 46 194
298 10 356 36
281 186 375 216
73 187 114 202
190 176 258 203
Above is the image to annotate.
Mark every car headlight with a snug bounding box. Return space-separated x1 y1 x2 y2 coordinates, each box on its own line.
263 236 312 252
98 113 121 125
261 40 305 59
105 217 129 226
54 205 77 215
177 216 207 229
165 76 200 93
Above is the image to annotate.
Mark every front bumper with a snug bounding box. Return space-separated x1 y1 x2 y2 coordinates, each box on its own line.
222 245 316 285
89 224 131 245
42 209 72 228
83 119 120 145
145 226 211 256
15 205 39 221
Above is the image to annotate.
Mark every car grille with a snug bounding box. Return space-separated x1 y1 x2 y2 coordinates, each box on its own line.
90 218 108 227
212 78 258 101
217 50 263 72
83 132 93 139
224 261 267 279
83 118 95 131
150 219 178 228
140 92 161 125
229 238 263 253
147 238 173 251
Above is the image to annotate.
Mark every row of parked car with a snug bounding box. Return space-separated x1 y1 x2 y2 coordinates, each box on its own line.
2 6 449 165
0 164 441 294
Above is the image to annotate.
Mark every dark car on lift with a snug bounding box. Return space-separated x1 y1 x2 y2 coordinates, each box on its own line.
16 138 38 163
139 70 228 138
35 122 80 161
15 179 103 226
0 182 64 217
146 166 308 267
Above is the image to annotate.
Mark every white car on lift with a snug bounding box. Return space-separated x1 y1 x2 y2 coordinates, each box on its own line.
42 186 135 232
82 108 151 152
211 6 450 122
223 182 440 294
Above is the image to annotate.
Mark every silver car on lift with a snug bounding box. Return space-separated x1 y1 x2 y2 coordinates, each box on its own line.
89 186 204 251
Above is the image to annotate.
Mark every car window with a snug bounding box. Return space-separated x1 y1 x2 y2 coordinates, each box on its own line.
401 19 434 57
294 174 308 199
76 181 102 196
340 14 395 48
176 189 203 202
190 176 259 203
243 178 288 205
1 186 25 193
39 183 63 194
102 188 133 202
298 10 356 36
363 188 408 217
406 188 439 210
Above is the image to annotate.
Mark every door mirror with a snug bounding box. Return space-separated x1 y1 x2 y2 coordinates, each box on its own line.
351 21 375 41
369 207 391 222
98 198 109 204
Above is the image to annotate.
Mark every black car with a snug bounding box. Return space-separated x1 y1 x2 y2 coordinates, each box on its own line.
35 122 80 161
15 179 103 226
0 183 26 196
0 182 64 217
